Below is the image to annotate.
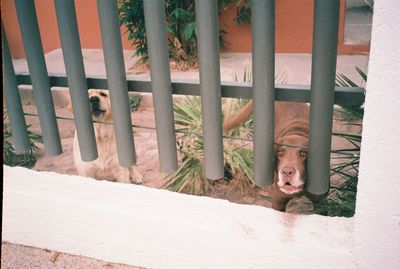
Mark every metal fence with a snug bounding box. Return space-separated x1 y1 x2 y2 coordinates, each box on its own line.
3 0 364 196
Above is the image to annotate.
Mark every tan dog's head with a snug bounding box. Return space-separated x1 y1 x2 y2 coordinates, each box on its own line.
274 135 308 195
67 89 112 121
88 89 112 121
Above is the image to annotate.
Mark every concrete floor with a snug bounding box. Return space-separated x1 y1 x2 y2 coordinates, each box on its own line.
1 242 146 269
12 49 369 86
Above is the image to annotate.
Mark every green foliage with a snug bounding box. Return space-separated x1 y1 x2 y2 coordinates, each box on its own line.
3 112 43 168
314 132 361 217
119 0 238 69
164 96 254 195
119 0 148 62
335 66 366 119
364 0 374 11
220 0 251 24
314 67 366 217
119 0 199 69
129 94 142 112
165 66 287 195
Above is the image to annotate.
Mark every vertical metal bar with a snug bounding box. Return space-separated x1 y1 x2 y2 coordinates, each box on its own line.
195 0 224 180
252 0 275 186
15 0 62 156
307 0 340 196
54 0 98 162
143 0 178 173
2 23 30 153
97 0 136 166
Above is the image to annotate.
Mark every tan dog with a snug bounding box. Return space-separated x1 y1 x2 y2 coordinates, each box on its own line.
69 89 143 184
223 101 309 211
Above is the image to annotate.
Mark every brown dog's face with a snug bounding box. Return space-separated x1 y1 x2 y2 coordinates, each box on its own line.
274 137 308 195
88 89 112 121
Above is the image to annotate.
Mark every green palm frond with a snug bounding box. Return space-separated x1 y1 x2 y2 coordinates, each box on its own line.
3 112 43 168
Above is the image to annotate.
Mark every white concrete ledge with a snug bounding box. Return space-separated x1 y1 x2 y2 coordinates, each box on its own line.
3 166 355 269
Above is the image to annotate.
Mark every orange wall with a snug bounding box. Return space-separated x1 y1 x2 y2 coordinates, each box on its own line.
1 0 132 58
2 0 368 58
220 0 369 54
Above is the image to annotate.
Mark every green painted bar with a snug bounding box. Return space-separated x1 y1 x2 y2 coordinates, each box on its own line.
194 0 225 180
252 0 275 187
14 0 62 156
54 0 98 162
97 0 137 167
2 24 30 154
307 0 340 196
143 0 178 173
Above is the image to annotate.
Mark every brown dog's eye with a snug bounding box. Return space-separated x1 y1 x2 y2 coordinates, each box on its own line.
300 151 307 157
100 92 108 97
277 150 284 158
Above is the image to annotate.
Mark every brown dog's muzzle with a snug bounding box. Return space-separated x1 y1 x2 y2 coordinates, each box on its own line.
275 146 307 195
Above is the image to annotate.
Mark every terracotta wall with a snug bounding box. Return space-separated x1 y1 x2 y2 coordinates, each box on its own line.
2 0 368 58
220 0 369 54
2 0 132 58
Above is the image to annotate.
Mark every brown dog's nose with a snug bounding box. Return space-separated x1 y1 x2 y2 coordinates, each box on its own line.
281 166 295 178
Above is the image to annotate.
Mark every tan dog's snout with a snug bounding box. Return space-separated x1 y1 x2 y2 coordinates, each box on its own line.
89 95 102 117
88 90 110 120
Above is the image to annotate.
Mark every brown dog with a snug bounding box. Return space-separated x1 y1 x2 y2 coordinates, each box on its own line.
68 89 143 184
223 101 309 211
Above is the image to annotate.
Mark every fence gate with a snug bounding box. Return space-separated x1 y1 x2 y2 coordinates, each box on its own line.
3 0 364 196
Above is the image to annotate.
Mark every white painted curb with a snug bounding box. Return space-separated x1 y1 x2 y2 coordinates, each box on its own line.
3 166 354 269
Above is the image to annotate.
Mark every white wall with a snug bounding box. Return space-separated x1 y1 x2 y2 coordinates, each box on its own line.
3 166 357 269
353 0 400 267
2 0 400 268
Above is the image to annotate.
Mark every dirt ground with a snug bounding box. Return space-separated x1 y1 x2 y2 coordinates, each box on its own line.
21 103 318 213
16 100 359 210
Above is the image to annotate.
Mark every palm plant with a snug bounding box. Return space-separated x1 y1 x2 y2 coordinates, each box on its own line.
119 0 198 69
313 67 366 217
220 0 251 24
3 111 43 168
165 66 286 195
165 96 254 195
119 0 247 69
129 93 142 112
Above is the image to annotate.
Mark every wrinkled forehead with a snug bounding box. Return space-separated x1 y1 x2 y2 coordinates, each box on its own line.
275 135 308 150
275 145 304 154
88 89 108 97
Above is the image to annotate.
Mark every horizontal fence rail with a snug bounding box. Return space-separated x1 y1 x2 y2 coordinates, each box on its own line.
15 74 365 106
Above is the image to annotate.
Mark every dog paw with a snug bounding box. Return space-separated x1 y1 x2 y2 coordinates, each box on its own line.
129 166 143 184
